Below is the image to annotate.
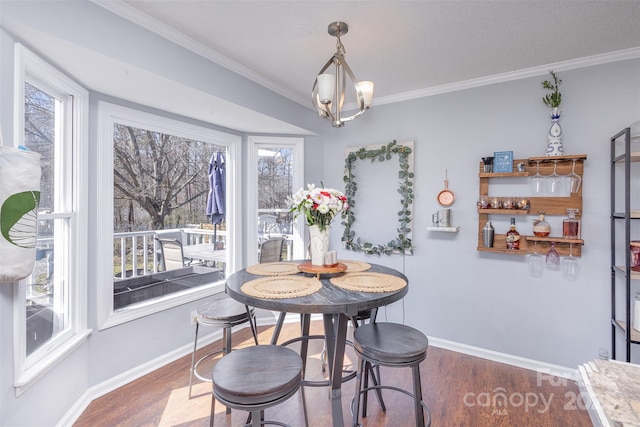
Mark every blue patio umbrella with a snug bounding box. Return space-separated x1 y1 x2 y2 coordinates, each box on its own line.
206 151 225 247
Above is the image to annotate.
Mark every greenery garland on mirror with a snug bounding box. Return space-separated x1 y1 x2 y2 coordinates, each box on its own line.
341 140 414 255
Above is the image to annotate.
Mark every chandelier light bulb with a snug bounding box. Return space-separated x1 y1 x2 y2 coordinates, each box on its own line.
317 74 335 104
357 81 374 109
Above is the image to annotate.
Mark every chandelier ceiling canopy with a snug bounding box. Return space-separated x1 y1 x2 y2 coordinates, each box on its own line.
311 22 374 128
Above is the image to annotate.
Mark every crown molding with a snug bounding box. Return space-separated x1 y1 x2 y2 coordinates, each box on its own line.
373 47 640 107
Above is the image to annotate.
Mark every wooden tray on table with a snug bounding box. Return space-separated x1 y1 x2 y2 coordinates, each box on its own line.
297 261 347 278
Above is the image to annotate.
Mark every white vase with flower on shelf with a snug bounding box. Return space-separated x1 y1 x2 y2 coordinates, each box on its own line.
309 224 330 266
546 107 564 156
541 71 565 157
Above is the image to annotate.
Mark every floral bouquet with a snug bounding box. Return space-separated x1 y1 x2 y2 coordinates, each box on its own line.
288 184 348 232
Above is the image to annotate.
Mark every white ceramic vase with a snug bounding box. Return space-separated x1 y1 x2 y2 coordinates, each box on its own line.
309 224 329 266
545 107 565 156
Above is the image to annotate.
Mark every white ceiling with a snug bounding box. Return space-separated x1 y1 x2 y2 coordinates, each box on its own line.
104 0 640 104
4 1 640 133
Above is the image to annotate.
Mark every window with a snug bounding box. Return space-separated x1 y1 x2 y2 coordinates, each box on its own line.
13 44 89 393
97 103 241 329
247 137 304 265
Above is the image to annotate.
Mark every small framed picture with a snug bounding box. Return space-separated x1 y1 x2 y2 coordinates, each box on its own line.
494 151 513 173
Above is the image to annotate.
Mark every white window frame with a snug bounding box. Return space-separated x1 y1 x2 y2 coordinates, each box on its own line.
96 102 242 330
247 136 304 265
12 44 90 395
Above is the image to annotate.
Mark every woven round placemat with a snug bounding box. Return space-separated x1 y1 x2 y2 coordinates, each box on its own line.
241 276 322 299
330 272 406 293
246 262 301 276
341 260 371 273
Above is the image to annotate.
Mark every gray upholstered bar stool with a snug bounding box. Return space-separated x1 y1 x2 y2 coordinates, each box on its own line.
211 345 306 427
188 298 259 399
351 322 431 427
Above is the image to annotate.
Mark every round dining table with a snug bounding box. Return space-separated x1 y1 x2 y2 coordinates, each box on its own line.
225 261 408 427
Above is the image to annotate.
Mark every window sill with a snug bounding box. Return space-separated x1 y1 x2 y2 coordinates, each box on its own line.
14 329 92 397
99 282 226 330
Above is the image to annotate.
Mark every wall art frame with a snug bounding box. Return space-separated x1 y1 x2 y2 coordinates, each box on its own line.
342 140 414 255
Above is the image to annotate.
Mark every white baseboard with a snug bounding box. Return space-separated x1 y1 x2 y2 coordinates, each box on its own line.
56 328 225 427
57 310 285 426
428 336 577 381
57 315 576 426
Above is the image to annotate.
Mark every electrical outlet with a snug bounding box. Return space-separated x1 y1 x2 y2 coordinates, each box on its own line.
190 310 197 326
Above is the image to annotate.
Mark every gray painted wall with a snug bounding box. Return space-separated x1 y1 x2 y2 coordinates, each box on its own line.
1 1 639 426
322 59 640 369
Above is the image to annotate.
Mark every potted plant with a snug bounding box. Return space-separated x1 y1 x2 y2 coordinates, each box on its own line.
542 70 562 110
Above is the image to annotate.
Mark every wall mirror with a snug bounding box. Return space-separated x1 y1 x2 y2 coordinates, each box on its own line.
342 140 414 255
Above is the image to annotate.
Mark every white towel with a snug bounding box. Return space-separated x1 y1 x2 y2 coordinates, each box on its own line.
0 146 42 282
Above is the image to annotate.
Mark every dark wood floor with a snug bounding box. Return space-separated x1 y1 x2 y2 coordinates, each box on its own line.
74 320 592 426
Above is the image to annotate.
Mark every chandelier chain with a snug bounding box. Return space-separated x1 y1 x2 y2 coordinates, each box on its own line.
336 35 346 58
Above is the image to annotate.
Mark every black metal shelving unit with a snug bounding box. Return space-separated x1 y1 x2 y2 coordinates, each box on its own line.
610 126 640 362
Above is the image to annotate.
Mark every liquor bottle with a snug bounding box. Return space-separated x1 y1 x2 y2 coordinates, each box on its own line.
532 211 551 237
506 217 520 250
562 209 581 239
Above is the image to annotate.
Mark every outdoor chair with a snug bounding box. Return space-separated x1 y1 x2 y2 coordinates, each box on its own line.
258 237 285 263
155 237 188 271
155 230 193 268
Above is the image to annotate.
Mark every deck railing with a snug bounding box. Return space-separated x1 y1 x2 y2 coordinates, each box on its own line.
113 225 294 280
113 227 222 279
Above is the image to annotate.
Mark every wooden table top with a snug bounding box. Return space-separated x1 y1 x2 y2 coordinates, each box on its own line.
226 261 408 316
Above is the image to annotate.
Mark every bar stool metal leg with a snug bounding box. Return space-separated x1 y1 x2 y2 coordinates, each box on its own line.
188 321 202 399
350 322 431 427
412 364 425 427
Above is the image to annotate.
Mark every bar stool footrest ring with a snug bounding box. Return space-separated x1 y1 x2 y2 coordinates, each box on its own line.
350 385 432 427
192 348 224 383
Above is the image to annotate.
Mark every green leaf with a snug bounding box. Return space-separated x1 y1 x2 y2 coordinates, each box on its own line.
0 190 40 248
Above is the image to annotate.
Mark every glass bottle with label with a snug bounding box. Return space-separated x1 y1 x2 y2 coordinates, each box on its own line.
506 217 520 250
563 209 581 239
532 211 551 237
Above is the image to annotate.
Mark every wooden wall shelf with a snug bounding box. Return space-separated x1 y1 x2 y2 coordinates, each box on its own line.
527 236 584 245
477 155 586 257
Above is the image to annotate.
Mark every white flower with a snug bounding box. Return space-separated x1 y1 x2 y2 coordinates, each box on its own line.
317 203 330 214
288 183 348 231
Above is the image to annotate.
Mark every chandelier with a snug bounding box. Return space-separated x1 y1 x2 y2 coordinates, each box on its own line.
312 22 374 128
